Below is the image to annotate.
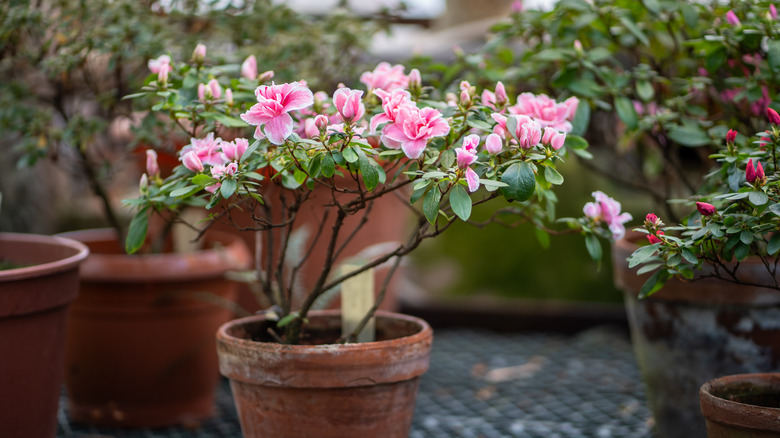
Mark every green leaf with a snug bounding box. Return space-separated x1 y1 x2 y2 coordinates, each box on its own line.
192 174 218 186
321 153 336 177
210 113 247 128
666 124 711 147
221 178 237 199
585 233 602 262
619 15 649 46
125 210 148 254
543 166 564 185
639 269 669 299
466 119 493 131
768 39 780 72
749 191 769 206
628 243 660 268
570 103 590 137
358 153 379 191
169 185 200 198
770 203 780 217
563 134 588 150
276 312 299 328
535 228 551 249
342 147 359 163
636 80 654 102
241 140 261 163
505 116 518 141
440 149 456 169
681 247 698 264
423 187 442 224
614 96 638 130
740 230 754 245
500 162 535 202
734 242 750 260
768 234 780 255
449 184 472 221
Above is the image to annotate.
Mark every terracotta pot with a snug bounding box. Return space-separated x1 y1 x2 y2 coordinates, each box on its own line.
0 233 89 438
613 231 780 438
217 310 433 438
61 229 251 428
700 373 780 437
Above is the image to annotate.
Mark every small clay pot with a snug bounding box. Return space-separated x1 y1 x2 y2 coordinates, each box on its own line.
62 228 251 428
0 233 89 438
217 310 433 438
700 373 780 437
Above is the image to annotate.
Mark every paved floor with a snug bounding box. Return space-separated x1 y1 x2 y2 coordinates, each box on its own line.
57 326 653 437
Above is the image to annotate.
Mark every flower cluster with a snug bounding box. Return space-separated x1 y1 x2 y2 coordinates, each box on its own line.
629 108 780 297
129 47 624 343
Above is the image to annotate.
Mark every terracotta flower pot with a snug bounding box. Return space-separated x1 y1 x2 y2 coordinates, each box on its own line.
613 231 780 438
700 373 780 437
0 233 89 438
217 310 433 438
61 229 251 428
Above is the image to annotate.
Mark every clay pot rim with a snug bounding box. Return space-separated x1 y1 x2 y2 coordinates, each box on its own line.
700 373 780 432
0 232 89 282
58 228 251 282
218 309 432 351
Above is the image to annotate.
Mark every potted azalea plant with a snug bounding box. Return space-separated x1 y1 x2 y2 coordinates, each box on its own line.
124 44 628 435
616 110 780 438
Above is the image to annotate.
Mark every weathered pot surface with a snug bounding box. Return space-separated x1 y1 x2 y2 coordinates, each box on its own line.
217 309 433 438
700 373 780 437
613 231 780 438
0 233 89 438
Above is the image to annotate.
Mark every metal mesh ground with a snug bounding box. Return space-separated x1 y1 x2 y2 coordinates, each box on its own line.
56 325 653 438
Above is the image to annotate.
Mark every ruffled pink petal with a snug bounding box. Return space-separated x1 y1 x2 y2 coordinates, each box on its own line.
241 103 274 125
402 138 428 159
381 122 408 143
370 113 392 133
465 167 480 193
264 113 294 145
280 82 314 112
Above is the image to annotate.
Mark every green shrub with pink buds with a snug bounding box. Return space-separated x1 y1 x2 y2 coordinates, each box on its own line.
124 49 627 344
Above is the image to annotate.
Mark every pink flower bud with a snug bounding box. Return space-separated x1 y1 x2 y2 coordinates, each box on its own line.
746 159 765 184
460 89 471 106
198 83 206 102
485 133 502 155
145 149 159 178
459 81 471 92
757 161 765 180
192 43 207 64
408 68 421 90
512 115 543 149
182 151 204 173
148 55 172 74
542 127 557 145
495 81 507 107
139 173 149 191
225 162 238 176
574 39 583 53
333 88 365 123
645 213 660 226
768 107 780 125
314 114 329 130
259 70 275 82
726 10 741 26
771 4 778 19
647 231 664 244
550 131 566 150
696 201 717 216
208 79 221 100
241 55 257 80
511 0 523 12
225 88 233 106
157 67 168 86
726 129 737 143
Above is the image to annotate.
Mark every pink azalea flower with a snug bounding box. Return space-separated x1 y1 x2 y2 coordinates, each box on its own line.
495 82 508 107
221 138 249 162
148 55 173 74
360 62 409 92
302 118 319 139
370 89 413 133
180 133 226 166
481 89 496 110
455 135 479 169
726 10 741 26
768 107 780 125
647 231 664 244
491 113 509 138
509 93 577 132
241 81 315 145
726 129 738 144
771 4 778 19
510 115 543 149
145 150 159 178
485 133 503 155
381 105 450 159
241 55 258 80
583 191 632 240
192 44 207 63
333 88 366 124
181 151 204 173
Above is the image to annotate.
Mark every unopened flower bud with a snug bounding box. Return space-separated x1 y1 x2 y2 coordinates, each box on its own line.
145 149 159 179
645 213 661 227
485 133 503 155
192 43 207 65
208 79 221 100
198 83 206 102
574 39 583 53
726 129 737 144
495 81 507 107
696 201 717 216
459 81 472 93
408 68 421 91
225 88 234 106
241 55 257 80
182 151 204 173
157 67 168 86
511 0 523 12
746 158 765 184
771 4 778 20
768 107 780 125
139 173 149 191
460 89 471 107
726 10 741 26
647 231 664 244
259 70 275 82
314 114 329 130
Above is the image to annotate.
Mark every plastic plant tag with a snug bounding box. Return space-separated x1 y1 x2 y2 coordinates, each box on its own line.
340 264 375 343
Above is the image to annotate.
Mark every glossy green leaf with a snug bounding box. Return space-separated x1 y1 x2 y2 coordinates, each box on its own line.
667 124 711 147
585 233 602 262
614 96 638 130
125 210 148 254
500 162 535 202
321 153 336 178
423 187 442 224
449 184 472 221
220 178 237 198
749 191 768 206
639 269 669 299
544 165 564 185
358 153 379 191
